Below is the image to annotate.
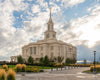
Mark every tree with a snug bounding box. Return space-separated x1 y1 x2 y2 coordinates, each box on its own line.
17 55 23 63
28 56 34 64
71 58 76 64
57 56 64 63
39 57 44 64
43 56 49 65
83 59 87 64
53 57 57 62
66 58 71 64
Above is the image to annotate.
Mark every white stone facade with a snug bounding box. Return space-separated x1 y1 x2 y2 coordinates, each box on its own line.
21 9 77 63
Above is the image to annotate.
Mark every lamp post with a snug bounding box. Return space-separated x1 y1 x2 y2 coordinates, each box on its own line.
93 51 96 74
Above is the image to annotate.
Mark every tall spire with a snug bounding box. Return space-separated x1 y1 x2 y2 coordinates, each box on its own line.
50 7 52 19
48 7 53 23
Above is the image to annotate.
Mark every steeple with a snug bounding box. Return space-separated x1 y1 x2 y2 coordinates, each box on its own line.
44 7 56 40
48 8 53 24
47 7 54 31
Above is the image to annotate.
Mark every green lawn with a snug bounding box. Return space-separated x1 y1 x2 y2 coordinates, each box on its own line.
83 70 100 73
0 65 55 69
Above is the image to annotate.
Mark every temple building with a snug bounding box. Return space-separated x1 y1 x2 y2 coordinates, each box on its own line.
11 8 77 63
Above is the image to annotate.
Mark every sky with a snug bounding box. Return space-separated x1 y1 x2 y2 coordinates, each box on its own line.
0 0 100 62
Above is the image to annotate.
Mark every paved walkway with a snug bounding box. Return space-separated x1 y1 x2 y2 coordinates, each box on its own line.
16 67 100 80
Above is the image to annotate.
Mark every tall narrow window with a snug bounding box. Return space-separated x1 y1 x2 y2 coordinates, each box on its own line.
51 53 54 58
30 47 32 55
41 53 43 57
73 54 75 59
34 47 36 55
69 47 72 53
41 46 43 51
48 25 50 30
58 52 60 56
51 46 53 50
26 49 28 54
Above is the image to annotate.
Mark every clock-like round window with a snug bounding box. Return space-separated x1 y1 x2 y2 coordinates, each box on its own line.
53 34 55 38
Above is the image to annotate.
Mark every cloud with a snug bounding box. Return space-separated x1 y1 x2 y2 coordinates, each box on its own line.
0 0 29 60
31 5 40 13
61 0 85 8
0 0 100 62
57 4 100 48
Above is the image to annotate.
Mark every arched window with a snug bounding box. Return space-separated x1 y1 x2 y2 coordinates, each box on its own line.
46 34 49 38
48 25 50 30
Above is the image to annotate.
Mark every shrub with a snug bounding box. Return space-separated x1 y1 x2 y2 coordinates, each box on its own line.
7 69 16 80
16 64 22 72
17 55 23 63
0 69 6 80
69 64 93 67
55 63 63 67
39 70 44 72
3 65 8 71
90 65 100 72
66 58 71 64
22 64 26 72
57 56 64 63
48 62 55 67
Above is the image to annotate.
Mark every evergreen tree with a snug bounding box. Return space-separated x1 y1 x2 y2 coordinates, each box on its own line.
28 56 34 64
66 58 71 64
43 56 49 65
57 56 64 63
39 57 44 64
17 55 23 63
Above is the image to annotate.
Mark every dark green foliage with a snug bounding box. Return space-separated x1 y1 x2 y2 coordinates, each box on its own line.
0 75 6 80
66 58 71 64
39 70 44 72
39 57 44 64
72 58 76 64
48 62 55 67
7 75 15 80
22 67 25 72
28 56 34 64
66 58 76 64
43 56 49 66
17 55 23 63
57 56 64 63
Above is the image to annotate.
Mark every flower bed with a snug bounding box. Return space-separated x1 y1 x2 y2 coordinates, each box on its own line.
26 66 39 72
